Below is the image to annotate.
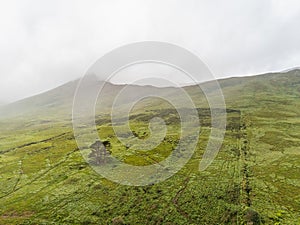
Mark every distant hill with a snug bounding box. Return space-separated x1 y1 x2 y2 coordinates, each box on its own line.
0 69 299 119
280 66 300 73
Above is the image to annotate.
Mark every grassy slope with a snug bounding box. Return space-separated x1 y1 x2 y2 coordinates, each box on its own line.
222 71 300 224
0 70 299 224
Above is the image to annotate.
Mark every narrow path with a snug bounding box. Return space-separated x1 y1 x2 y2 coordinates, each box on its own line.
0 148 79 199
1 132 69 154
172 176 191 221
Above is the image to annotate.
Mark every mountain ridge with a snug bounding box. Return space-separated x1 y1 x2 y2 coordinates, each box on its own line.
0 68 299 119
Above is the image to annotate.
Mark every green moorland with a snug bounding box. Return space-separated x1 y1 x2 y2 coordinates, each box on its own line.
0 70 299 224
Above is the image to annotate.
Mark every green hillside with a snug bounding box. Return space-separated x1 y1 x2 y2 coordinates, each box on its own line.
0 70 299 224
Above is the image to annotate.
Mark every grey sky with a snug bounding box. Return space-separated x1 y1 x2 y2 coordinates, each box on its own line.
0 0 299 103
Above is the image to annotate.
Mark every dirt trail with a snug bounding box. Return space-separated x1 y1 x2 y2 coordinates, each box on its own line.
172 177 191 221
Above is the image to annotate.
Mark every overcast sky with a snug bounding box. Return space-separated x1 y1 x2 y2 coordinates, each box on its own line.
0 0 300 103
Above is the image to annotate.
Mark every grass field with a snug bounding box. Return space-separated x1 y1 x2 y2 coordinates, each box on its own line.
0 70 299 224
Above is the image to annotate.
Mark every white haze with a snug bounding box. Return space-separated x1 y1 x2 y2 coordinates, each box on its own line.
0 0 299 103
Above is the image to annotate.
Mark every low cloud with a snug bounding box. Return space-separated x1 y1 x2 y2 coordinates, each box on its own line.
0 0 299 102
